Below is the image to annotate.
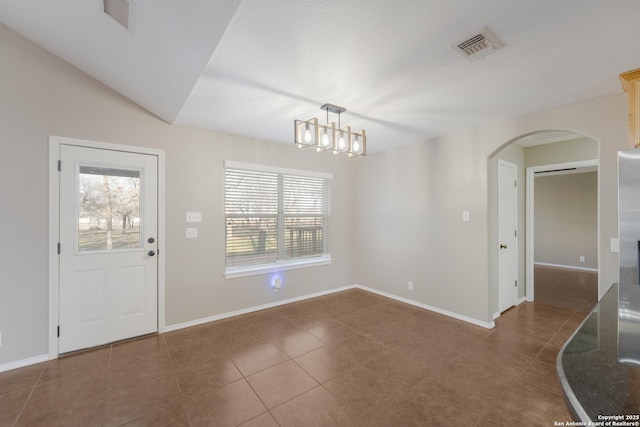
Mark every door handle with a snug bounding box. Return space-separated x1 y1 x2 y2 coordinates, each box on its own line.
500 244 507 249
148 250 156 257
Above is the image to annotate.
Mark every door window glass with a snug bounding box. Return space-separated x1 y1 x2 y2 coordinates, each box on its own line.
77 165 142 251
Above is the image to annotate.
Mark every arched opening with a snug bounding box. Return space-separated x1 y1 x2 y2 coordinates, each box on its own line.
488 130 600 319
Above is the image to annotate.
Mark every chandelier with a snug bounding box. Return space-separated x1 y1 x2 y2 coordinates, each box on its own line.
294 103 366 157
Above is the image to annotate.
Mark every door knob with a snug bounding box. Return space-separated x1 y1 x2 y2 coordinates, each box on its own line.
148 250 156 257
500 244 507 249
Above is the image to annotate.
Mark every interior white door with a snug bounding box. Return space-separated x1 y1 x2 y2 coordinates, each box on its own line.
498 160 518 313
59 145 158 353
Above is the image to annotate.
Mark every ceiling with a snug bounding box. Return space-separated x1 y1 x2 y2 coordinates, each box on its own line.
1 0 639 153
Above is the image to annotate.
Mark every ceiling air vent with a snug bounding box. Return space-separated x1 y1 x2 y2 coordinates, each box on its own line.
104 0 135 32
454 28 502 62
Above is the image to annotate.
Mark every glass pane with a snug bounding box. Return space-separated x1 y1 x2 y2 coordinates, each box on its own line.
225 217 278 266
78 165 142 252
283 175 324 214
285 216 324 258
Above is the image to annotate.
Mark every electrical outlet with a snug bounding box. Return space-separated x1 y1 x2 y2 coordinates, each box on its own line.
408 281 414 291
579 256 585 263
273 277 282 293
186 227 198 239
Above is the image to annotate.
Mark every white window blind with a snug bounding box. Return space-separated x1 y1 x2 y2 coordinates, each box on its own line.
225 162 331 271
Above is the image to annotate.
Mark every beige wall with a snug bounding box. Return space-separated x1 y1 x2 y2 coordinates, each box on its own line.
535 172 598 269
525 137 599 167
357 95 626 323
0 21 629 367
0 24 357 365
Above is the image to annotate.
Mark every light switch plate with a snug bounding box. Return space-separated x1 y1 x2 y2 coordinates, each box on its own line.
186 212 202 222
186 227 198 239
611 238 619 253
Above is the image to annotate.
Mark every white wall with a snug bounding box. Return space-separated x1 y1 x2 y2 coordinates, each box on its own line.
0 23 357 366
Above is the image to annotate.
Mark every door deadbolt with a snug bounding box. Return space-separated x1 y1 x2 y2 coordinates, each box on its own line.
148 237 155 244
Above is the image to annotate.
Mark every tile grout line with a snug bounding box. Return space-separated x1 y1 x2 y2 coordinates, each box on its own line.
101 344 113 426
158 333 191 424
11 364 46 427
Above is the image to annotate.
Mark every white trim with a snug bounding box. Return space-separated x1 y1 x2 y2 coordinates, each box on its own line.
164 285 356 332
224 160 333 180
0 281 493 373
534 262 598 272
224 256 332 279
0 354 49 373
516 296 527 305
165 283 495 334
355 285 495 329
492 311 500 320
526 159 599 303
48 136 166 359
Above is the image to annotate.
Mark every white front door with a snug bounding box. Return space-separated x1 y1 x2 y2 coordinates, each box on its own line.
498 160 518 313
59 144 158 353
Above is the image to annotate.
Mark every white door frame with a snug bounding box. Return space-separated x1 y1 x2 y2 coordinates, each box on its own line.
525 159 599 302
48 136 166 359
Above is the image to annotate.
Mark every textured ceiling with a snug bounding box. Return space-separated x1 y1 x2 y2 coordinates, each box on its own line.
1 0 639 153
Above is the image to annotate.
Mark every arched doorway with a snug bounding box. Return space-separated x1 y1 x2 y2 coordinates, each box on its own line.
488 130 599 318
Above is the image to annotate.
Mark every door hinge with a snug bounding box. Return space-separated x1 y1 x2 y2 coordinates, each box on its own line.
57 160 61 172
57 325 60 337
57 243 61 254
514 230 517 237
514 180 517 187
515 280 518 287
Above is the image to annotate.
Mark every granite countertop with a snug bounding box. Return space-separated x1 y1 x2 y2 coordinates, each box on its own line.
557 282 640 422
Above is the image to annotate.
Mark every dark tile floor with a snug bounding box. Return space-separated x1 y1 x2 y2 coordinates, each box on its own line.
1 265 598 426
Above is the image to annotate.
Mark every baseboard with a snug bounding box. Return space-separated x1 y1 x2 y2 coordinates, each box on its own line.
164 285 357 333
534 262 598 272
354 285 495 329
165 283 495 333
493 297 526 320
0 354 49 373
2 284 496 373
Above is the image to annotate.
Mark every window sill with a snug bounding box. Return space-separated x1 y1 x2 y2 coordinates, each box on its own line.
224 255 332 279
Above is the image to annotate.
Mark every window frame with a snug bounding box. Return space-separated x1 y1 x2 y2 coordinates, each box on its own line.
223 161 332 279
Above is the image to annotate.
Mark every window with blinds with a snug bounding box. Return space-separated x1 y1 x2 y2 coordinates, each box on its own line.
224 162 331 273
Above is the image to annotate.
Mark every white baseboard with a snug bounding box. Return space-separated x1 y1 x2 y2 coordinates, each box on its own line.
354 285 495 329
0 354 49 373
2 284 497 373
166 283 495 333
164 285 357 333
534 262 598 272
493 297 526 321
